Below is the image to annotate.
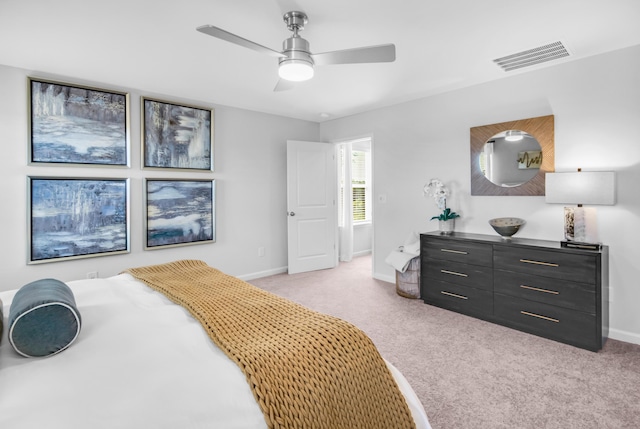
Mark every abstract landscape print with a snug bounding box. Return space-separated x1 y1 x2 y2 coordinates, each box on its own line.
29 78 129 166
142 98 213 171
145 179 215 249
29 177 130 263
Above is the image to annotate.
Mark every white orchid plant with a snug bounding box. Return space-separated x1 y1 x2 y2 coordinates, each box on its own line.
423 179 460 221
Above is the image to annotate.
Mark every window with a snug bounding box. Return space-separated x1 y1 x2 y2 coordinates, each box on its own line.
351 150 368 221
339 139 372 224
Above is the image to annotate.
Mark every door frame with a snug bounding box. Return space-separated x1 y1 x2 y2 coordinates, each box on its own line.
332 133 374 275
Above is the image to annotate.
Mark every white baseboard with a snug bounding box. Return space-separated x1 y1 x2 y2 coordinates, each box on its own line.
353 250 372 257
238 266 287 281
240 253 371 282
373 272 395 284
608 328 640 346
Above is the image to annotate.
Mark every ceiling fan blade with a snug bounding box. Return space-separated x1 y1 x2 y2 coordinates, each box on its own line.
197 25 286 58
312 44 396 66
273 79 297 92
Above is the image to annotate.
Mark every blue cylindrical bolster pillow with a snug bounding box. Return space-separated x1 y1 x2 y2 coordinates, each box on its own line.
9 279 82 358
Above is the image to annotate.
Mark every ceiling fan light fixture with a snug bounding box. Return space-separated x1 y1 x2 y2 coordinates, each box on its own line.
279 59 314 81
505 130 524 142
197 10 395 90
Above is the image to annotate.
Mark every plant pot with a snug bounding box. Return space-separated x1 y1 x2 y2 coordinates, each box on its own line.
439 219 455 235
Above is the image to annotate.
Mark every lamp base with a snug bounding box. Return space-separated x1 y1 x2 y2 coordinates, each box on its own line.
560 240 602 251
564 206 599 243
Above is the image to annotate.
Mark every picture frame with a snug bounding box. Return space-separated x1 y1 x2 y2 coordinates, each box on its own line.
28 177 130 264
28 77 130 166
144 178 216 249
142 97 214 171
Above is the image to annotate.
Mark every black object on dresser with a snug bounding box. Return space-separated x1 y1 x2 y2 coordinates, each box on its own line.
420 231 608 351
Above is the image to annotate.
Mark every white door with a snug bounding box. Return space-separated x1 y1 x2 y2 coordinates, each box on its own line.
286 140 337 274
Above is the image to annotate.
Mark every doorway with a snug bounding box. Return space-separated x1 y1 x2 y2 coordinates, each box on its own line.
337 137 373 266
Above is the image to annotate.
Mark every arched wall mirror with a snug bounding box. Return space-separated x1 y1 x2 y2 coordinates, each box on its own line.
470 115 554 196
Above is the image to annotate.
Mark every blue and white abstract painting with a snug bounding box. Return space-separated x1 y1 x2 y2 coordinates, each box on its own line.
143 98 213 170
146 179 215 248
30 79 128 165
30 178 129 263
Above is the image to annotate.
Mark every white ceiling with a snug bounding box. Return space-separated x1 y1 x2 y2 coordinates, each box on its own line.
1 0 639 122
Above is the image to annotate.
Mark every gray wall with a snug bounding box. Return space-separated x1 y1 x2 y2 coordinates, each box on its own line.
2 44 639 344
0 64 319 287
320 45 640 344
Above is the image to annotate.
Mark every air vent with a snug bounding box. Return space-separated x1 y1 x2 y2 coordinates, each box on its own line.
493 41 570 72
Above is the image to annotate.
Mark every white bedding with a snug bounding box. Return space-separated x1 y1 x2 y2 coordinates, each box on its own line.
0 274 431 429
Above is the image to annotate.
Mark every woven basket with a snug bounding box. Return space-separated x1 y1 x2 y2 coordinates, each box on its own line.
395 256 420 299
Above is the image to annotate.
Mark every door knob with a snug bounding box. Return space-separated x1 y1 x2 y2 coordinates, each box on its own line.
288 211 296 216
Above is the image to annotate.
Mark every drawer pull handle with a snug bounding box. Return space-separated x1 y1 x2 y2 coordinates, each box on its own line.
441 291 468 300
520 311 559 323
520 285 560 295
519 259 559 267
441 248 468 255
441 269 468 277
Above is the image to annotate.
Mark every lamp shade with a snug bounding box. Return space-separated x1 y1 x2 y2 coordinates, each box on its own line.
545 171 615 205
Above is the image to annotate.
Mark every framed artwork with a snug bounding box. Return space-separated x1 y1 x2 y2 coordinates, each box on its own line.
28 78 130 166
142 97 214 171
144 179 216 249
28 177 130 264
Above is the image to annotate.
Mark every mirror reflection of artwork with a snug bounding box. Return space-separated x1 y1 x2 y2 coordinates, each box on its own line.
470 115 554 196
518 150 543 169
480 130 541 187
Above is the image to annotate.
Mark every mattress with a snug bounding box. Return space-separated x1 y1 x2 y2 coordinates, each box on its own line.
0 273 431 428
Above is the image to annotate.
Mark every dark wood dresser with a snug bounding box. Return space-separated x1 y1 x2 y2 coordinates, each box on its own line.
420 231 608 351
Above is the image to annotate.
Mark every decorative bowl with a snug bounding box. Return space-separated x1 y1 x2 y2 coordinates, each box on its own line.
489 217 526 238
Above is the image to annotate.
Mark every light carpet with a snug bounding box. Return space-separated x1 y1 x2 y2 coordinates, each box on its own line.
249 254 640 429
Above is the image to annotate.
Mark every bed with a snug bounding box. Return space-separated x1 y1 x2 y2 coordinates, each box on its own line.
0 260 431 429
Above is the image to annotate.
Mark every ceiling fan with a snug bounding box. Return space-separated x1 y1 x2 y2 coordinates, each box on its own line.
196 11 396 91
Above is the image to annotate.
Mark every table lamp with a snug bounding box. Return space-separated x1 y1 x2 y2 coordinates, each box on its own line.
545 169 615 249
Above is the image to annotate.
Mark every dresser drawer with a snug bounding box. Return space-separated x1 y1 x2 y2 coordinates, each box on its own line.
495 270 595 313
494 247 596 284
423 280 493 318
494 293 599 350
423 238 492 266
425 259 493 291
420 231 607 351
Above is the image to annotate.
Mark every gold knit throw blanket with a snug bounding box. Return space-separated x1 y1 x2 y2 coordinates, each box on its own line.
124 260 416 429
